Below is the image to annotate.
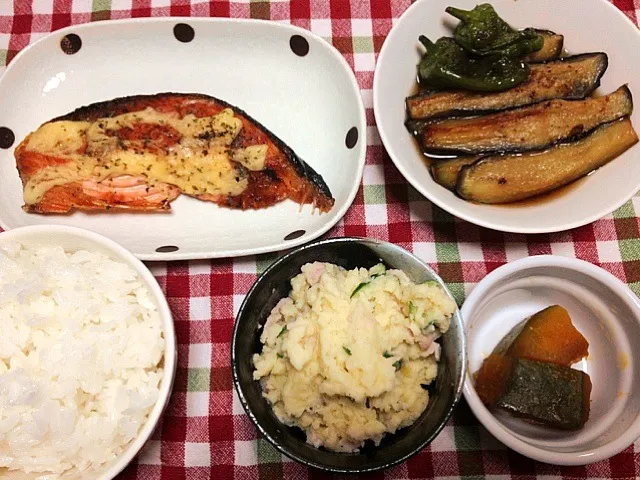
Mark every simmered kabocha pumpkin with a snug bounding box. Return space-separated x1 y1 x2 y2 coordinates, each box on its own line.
474 353 514 407
496 358 592 430
506 305 589 365
474 305 591 429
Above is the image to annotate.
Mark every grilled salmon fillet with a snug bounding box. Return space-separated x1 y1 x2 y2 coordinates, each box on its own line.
15 93 334 213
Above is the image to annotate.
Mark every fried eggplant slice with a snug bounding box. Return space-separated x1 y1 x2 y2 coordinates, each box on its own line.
405 118 432 136
431 156 481 190
422 85 633 155
525 30 564 63
406 53 607 122
456 118 638 204
15 93 334 214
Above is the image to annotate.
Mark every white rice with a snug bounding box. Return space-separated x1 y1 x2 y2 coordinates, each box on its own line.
0 242 165 475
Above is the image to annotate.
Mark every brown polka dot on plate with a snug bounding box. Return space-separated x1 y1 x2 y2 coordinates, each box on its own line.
60 34 82 54
0 127 15 149
289 35 309 57
174 23 195 43
156 245 179 253
284 230 306 241
345 127 358 149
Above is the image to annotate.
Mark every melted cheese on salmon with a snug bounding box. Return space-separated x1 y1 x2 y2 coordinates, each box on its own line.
26 121 90 156
22 107 268 205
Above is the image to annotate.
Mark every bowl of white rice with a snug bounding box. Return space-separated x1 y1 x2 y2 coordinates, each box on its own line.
232 237 465 473
0 225 176 480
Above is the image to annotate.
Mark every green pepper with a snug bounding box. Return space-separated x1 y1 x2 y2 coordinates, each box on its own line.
493 36 545 59
417 36 529 92
446 4 542 56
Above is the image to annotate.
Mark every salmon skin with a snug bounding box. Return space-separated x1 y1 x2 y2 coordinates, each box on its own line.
15 93 335 214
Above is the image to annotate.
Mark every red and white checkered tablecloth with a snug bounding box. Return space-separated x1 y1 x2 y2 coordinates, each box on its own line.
2 1 640 479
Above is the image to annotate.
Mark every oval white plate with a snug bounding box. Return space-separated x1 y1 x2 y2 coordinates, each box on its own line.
0 18 365 260
374 0 640 234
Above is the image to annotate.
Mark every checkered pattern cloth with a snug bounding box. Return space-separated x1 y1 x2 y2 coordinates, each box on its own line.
2 1 640 479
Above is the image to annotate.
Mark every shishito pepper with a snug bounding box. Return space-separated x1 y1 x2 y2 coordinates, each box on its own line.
446 4 543 57
417 36 530 92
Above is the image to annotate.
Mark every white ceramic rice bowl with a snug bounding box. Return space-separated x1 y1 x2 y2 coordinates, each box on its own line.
0 225 176 480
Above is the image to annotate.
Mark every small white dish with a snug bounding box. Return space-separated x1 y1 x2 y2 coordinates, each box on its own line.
0 225 176 480
0 18 366 260
373 0 640 233
461 255 640 465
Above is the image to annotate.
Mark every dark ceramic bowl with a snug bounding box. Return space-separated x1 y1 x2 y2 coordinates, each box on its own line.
231 237 466 473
